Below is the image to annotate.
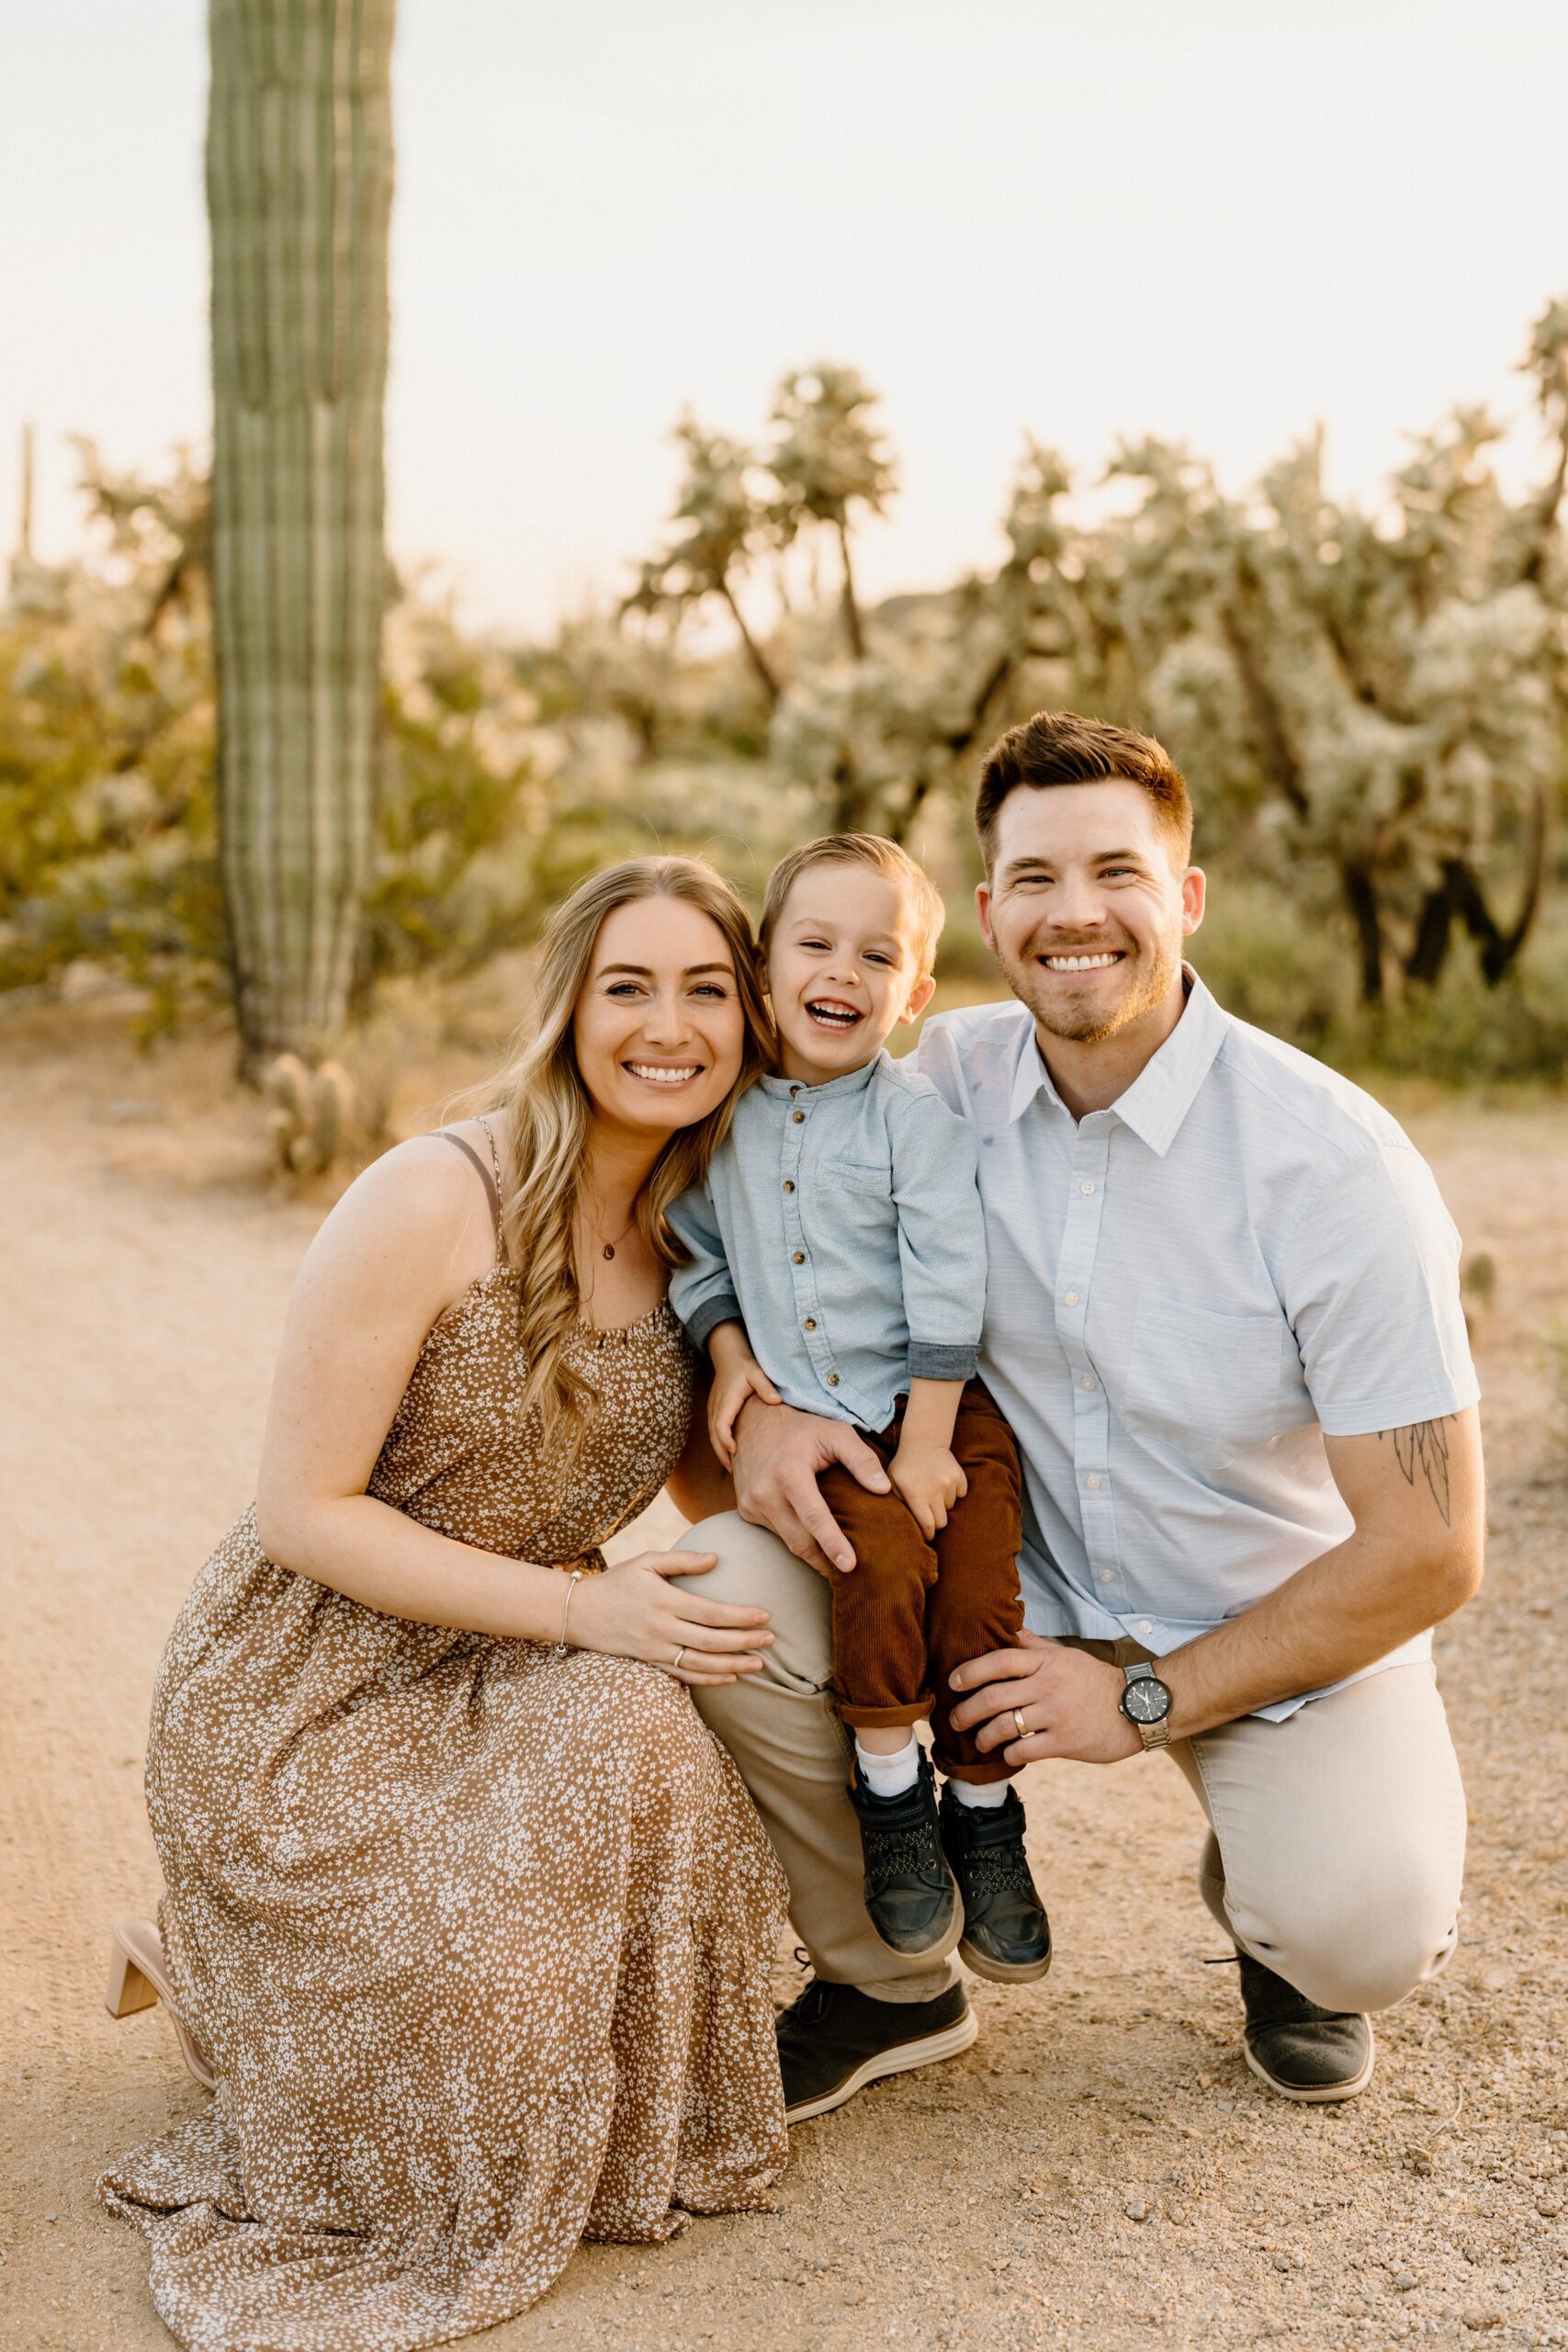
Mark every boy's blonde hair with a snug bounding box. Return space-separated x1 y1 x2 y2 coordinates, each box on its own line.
760 832 946 977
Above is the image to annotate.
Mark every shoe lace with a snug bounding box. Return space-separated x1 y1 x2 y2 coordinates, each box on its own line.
960 1836 1036 1902
864 1822 946 1891
1234 1950 1342 2029
783 1978 834 2029
951 1800 1035 1900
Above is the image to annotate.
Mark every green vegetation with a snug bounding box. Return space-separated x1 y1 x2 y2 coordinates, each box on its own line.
5 299 1568 1086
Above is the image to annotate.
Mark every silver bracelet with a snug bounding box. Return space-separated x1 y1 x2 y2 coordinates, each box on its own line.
551 1568 584 1659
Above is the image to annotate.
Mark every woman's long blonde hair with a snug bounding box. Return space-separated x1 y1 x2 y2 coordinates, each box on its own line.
473 856 773 1450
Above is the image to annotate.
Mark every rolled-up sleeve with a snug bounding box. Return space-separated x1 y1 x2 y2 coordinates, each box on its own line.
887 1089 986 1382
1281 1143 1480 1436
666 1182 743 1353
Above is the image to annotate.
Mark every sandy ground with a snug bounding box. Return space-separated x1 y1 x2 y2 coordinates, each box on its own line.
2 1001 1566 2352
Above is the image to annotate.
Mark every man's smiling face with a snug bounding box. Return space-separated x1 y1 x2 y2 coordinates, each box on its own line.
976 779 1205 1046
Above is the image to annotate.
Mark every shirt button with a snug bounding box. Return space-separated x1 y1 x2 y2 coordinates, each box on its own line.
1138 1621 1153 1635
783 1180 795 1193
789 1084 801 1096
792 1251 805 1265
803 1317 817 1331
1079 1179 1096 1195
827 1373 840 1386
1086 1473 1101 1490
1099 1570 1114 1585
1081 1374 1097 1392
1064 1290 1079 1306
792 1110 806 1124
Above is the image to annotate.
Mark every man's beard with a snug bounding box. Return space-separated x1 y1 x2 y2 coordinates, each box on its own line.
994 928 1182 1046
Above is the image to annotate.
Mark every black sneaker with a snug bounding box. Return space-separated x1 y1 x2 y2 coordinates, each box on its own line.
939 1784 1052 1984
1235 1950 1375 2102
775 1977 977 2124
847 1747 961 1957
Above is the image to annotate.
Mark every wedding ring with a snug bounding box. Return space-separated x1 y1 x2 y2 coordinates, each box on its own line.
1012 1707 1028 1738
671 1645 686 1672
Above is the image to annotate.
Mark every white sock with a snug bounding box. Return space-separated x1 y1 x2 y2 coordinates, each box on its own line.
951 1778 1010 1809
854 1734 919 1799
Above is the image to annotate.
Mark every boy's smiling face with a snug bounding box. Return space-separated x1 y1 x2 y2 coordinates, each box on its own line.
766 863 936 1085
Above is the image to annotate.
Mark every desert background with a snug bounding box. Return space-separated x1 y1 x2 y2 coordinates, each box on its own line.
5 2 1568 2346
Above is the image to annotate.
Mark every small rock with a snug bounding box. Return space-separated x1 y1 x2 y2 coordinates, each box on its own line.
1125 2199 1148 2222
1394 2271 1419 2292
1461 2311 1503 2332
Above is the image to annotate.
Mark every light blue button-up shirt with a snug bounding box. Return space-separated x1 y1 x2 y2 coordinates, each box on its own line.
912 974 1479 1713
668 1051 987 1432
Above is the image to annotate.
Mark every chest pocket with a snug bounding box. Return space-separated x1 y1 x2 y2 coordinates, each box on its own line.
815 1156 897 1243
1123 1293 1286 1470
822 1156 892 1194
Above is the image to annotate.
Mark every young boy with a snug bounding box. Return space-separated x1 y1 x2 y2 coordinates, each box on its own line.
669 833 1050 1983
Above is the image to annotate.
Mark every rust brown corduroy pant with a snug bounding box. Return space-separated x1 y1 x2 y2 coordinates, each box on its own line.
817 1379 1024 1783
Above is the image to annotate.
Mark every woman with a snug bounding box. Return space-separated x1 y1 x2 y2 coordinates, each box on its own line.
99 857 789 2352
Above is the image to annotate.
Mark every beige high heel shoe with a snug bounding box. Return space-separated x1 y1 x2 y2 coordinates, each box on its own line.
105 1916 218 2091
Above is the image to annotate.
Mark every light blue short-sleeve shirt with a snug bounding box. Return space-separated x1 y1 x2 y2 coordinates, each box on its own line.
912 973 1479 1715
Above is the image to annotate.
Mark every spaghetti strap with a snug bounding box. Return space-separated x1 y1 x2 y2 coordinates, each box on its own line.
434 1128 502 1249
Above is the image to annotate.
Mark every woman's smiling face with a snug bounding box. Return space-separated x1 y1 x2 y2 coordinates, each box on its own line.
572 895 748 1139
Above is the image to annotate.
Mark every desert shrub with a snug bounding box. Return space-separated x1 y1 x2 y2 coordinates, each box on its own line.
0 463 548 1031
1191 877 1568 1080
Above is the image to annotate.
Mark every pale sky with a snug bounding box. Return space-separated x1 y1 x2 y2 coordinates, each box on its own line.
6 1 1568 634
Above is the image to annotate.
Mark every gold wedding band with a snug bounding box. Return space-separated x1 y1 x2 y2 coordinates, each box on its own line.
671 1645 686 1673
1012 1707 1028 1738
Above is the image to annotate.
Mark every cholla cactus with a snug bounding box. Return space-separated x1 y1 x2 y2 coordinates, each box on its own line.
1010 300 1568 1003
207 0 395 1069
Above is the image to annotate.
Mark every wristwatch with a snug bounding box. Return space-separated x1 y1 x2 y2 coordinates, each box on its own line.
1120 1659 1173 1750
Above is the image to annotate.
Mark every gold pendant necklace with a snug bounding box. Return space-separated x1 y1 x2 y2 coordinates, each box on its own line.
591 1211 637 1262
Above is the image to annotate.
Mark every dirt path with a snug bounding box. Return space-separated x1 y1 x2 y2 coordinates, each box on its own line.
3 1007 1565 2352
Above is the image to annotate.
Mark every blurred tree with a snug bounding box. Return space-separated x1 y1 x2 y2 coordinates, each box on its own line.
207 0 395 1069
625 365 1011 840
992 300 1568 1003
0 448 536 1030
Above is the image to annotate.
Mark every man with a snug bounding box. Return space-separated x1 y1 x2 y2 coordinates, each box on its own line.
681 710 1483 2120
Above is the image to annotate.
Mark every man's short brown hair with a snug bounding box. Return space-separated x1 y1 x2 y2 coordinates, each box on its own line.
976 710 1193 868
761 832 946 976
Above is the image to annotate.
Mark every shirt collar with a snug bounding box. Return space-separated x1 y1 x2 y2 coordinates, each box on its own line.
759 1047 889 1102
1006 967 1228 1156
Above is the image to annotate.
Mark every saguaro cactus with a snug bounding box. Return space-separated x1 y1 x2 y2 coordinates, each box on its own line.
207 0 395 1065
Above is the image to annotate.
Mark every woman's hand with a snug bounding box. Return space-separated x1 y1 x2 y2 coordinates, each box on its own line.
569 1550 774 1686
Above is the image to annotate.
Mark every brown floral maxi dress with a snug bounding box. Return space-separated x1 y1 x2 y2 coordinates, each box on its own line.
99 1216 789 2352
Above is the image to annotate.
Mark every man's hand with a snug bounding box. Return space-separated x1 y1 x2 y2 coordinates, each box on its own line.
948 1633 1141 1766
888 1440 967 1540
730 1394 890 1577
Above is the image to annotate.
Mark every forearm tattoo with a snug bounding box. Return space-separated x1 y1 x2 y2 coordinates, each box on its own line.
1377 1419 1453 1527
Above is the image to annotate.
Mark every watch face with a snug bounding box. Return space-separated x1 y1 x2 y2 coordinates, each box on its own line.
1123 1676 1172 1724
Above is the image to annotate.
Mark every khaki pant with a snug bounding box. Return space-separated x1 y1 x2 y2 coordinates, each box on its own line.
679 1513 1467 2014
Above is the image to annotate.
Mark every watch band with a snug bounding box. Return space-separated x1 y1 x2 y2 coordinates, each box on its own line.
1122 1659 1172 1750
